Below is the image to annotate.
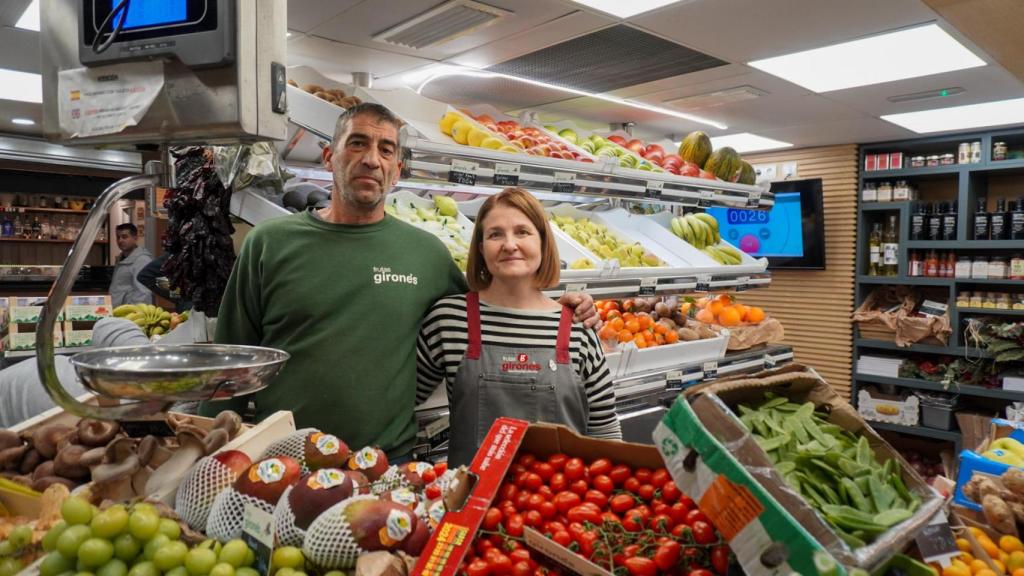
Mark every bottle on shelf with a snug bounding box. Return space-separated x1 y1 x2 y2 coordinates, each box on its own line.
39 215 50 240
911 202 927 241
943 251 955 278
927 202 942 241
974 197 990 240
924 250 939 277
909 251 923 277
31 216 41 239
883 215 899 276
942 200 958 241
956 255 972 278
12 215 23 238
869 223 883 276
0 214 10 237
992 198 1010 240
57 218 69 240
1012 199 1024 241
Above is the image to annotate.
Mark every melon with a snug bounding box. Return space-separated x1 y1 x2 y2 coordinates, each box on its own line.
677 131 712 168
734 160 756 185
704 147 742 181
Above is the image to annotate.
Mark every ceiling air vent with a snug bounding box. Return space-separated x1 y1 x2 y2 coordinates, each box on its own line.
372 1 511 50
664 86 768 110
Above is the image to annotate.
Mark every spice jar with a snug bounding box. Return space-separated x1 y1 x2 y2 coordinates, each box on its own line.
994 141 1008 161
1014 294 1024 311
972 256 990 279
877 181 893 202
990 256 1009 279
956 256 973 278
862 182 877 202
927 155 940 167
911 155 926 168
940 153 956 165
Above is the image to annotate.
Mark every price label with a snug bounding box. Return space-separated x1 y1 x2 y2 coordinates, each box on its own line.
763 354 777 370
703 361 719 380
698 190 715 208
645 180 664 198
565 283 588 293
639 277 657 296
734 276 750 292
493 163 520 186
665 370 684 391
552 172 576 193
695 275 712 293
915 511 959 566
448 159 478 186
241 504 275 576
746 190 762 208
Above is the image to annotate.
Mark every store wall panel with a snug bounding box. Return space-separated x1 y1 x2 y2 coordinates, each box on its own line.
735 144 859 399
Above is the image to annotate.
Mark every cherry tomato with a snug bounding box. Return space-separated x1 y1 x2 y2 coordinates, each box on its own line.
549 472 568 492
588 458 613 477
608 464 631 486
515 491 532 510
592 474 614 495
622 510 645 532
661 481 682 504
476 538 495 555
511 463 527 476
688 570 715 576
632 504 652 520
634 467 653 484
609 493 635 514
523 472 544 491
651 468 671 488
499 483 519 502
526 493 544 511
691 520 716 545
434 462 448 476
517 453 537 468
679 494 697 510
488 552 513 575
685 509 710 526
566 505 603 525
583 489 608 509
654 541 681 571
570 480 589 496
505 513 525 537
547 453 568 471
422 468 437 484
576 530 598 557
710 546 730 576
466 559 490 576
538 501 557 520
614 544 641 566
623 477 641 494
532 462 555 482
567 522 585 539
551 530 571 547
672 524 691 539
544 521 567 534
649 514 673 532
524 510 543 528
425 484 442 500
537 485 554 499
512 561 532 576
601 511 621 524
564 458 586 480
669 501 691 525
553 491 581 514
623 557 658 576
510 549 533 565
652 501 671 517
638 484 656 502
482 507 502 530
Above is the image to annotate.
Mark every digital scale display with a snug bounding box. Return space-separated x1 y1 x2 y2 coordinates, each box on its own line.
122 0 187 29
707 192 804 258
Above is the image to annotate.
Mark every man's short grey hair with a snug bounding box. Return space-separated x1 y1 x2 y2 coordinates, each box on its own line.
331 102 405 153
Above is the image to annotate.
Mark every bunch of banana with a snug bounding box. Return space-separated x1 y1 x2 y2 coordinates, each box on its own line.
669 212 720 249
702 244 744 265
112 303 172 337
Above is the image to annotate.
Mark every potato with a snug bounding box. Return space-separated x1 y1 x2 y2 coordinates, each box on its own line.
982 493 1018 536
1004 468 1024 496
329 88 347 99
303 83 325 94
287 78 298 87
678 328 699 342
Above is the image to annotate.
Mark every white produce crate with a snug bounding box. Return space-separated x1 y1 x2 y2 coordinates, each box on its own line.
599 209 722 272
648 211 768 274
614 333 729 376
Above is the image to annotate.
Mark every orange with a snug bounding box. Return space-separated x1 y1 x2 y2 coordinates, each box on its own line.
979 538 1000 561
610 317 625 331
745 306 766 323
643 331 655 344
665 331 679 344
653 323 668 335
969 560 990 574
618 329 633 343
1002 536 1024 554
957 538 972 553
715 293 732 305
655 333 665 345
680 302 692 315
1007 551 1024 571
708 300 725 317
696 308 716 324
993 561 1007 573
943 561 970 576
1011 569 1024 576
633 335 647 349
638 315 652 330
625 319 641 333
598 326 616 341
732 303 749 320
960 552 974 564
976 570 998 576
606 309 622 321
719 307 742 327
622 312 636 322
969 527 986 538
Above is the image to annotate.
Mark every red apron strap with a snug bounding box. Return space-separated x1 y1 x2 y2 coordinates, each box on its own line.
556 306 573 364
466 292 482 360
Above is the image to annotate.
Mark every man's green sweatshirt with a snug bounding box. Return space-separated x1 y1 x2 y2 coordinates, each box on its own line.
199 210 465 458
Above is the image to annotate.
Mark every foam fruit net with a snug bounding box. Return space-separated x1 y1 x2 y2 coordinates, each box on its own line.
205 486 275 542
301 494 379 570
259 428 318 473
174 456 237 531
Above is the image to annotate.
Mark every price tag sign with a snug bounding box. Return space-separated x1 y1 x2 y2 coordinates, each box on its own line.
493 163 520 186
638 277 657 296
703 361 719 380
552 172 576 193
241 504 275 576
763 354 777 370
915 511 959 567
698 190 715 208
565 283 588 293
665 370 684 391
448 159 478 186
746 190 762 208
645 180 664 199
734 276 750 292
695 275 712 293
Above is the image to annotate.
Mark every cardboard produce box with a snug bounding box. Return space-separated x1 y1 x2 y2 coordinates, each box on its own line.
953 418 1024 512
414 419 668 576
62 321 96 347
654 364 944 572
5 296 63 324
64 295 112 322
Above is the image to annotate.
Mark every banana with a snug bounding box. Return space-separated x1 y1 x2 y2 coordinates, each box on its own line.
694 212 719 233
718 244 743 261
112 304 139 318
688 216 708 249
670 216 685 238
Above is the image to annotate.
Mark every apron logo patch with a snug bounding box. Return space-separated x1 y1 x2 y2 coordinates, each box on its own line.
372 266 418 286
501 353 542 374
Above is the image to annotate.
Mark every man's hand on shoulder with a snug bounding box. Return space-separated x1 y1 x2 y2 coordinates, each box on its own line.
559 291 598 329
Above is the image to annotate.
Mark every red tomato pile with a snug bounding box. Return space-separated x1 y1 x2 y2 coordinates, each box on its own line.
458 453 732 576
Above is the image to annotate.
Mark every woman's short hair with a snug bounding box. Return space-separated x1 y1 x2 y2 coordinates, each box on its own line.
467 187 560 291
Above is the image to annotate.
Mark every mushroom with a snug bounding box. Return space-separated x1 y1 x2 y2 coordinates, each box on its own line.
166 413 192 431
33 460 55 481
32 425 74 460
90 437 141 502
0 444 30 471
32 476 77 492
80 447 106 469
18 449 41 475
77 420 119 447
212 411 243 439
144 425 208 497
53 444 90 479
0 430 22 452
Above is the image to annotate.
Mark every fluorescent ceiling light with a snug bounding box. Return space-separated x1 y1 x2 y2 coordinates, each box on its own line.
708 133 792 153
748 24 985 93
405 64 728 130
15 0 39 31
881 97 1024 134
0 69 42 104
569 0 686 19
11 118 35 125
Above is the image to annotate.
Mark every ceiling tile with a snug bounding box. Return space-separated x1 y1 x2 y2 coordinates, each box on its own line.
287 0 364 34
287 36 434 83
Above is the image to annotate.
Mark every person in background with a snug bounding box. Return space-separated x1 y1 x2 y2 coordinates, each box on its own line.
110 223 153 307
416 188 621 466
199 103 596 462
137 253 192 312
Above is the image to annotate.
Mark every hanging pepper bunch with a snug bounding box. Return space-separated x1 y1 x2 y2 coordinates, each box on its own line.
162 147 236 315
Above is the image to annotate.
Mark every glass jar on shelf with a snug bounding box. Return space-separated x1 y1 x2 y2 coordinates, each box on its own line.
956 292 971 308
1014 294 1024 311
983 292 998 309
972 257 990 279
970 291 984 308
997 293 1012 309
990 257 1009 279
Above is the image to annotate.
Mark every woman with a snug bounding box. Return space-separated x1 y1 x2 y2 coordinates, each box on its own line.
416 188 621 465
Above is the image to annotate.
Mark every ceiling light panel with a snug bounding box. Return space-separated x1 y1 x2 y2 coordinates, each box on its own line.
570 0 687 19
11 118 35 125
15 0 39 31
0 69 42 104
372 1 509 50
709 133 793 153
748 24 985 93
881 97 1024 133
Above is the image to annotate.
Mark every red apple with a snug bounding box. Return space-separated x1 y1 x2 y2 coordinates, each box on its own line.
662 154 683 168
522 127 541 137
235 456 302 505
579 157 594 163
346 446 389 481
679 162 701 177
287 468 358 529
626 139 646 154
476 114 495 125
515 136 536 149
645 144 665 157
699 169 718 180
645 151 665 164
607 135 627 146
212 450 252 479
303 432 350 471
667 167 681 175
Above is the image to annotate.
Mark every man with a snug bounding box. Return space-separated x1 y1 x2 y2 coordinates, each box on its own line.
137 253 192 312
200 103 593 461
110 223 154 307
